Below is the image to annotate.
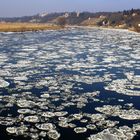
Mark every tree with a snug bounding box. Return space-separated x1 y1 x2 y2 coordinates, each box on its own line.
130 8 134 15
57 16 66 27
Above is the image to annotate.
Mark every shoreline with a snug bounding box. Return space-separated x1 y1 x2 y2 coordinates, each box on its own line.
66 25 140 34
0 23 139 34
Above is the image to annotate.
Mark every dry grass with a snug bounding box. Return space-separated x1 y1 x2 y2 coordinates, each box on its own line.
0 22 62 32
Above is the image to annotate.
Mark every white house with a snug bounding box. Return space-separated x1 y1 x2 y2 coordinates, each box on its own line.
64 13 69 18
88 17 91 20
132 13 137 17
77 12 80 17
39 13 48 17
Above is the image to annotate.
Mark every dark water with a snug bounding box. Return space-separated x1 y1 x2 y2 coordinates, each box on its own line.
0 28 140 140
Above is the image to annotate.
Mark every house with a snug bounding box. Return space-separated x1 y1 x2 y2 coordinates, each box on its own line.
100 15 106 19
132 13 137 17
39 12 48 17
77 12 80 17
64 13 69 18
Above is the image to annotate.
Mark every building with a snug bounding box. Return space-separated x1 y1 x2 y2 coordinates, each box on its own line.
64 13 69 18
39 13 48 17
132 13 138 17
100 15 106 19
88 17 91 20
77 12 80 17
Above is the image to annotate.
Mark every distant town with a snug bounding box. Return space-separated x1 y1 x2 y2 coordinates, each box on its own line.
0 9 140 32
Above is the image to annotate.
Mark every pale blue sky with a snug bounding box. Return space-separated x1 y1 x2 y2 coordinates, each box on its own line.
0 0 140 17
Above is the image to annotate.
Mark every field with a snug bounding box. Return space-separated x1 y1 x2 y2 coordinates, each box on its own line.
0 22 62 32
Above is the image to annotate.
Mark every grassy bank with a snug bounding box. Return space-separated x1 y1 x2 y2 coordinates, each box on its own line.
0 23 62 32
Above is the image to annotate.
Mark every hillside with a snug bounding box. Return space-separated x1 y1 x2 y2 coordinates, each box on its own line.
0 9 140 32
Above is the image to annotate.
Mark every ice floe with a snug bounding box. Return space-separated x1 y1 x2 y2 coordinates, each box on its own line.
35 123 55 131
74 127 87 133
47 130 60 140
95 105 140 120
88 126 136 140
24 115 39 123
0 79 9 88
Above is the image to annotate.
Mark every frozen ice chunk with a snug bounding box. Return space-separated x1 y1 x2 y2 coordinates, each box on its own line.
6 127 17 134
47 130 60 140
36 123 55 131
24 115 39 123
0 79 9 88
74 127 87 133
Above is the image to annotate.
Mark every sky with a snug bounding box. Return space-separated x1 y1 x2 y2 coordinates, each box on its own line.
0 0 140 17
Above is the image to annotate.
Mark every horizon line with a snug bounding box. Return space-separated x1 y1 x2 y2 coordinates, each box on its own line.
0 8 139 18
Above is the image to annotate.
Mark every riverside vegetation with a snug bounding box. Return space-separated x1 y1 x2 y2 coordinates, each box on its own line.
0 23 62 32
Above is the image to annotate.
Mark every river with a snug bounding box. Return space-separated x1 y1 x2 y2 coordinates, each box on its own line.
0 28 140 140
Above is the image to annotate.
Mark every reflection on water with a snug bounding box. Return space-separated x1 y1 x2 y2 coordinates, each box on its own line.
0 28 140 140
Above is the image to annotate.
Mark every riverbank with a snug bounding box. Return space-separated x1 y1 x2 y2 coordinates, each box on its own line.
0 23 139 33
0 23 62 32
68 25 140 33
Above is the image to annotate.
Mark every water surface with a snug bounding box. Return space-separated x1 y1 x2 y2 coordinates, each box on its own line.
0 28 140 140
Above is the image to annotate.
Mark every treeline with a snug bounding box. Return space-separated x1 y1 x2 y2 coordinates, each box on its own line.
0 9 140 30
